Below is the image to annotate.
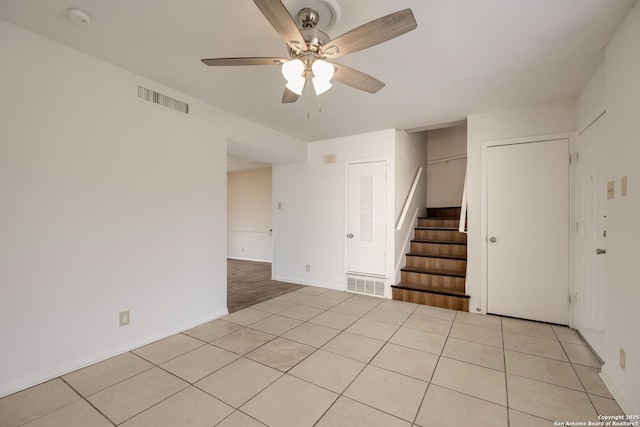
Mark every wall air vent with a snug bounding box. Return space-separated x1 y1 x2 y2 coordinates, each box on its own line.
346 275 385 297
137 86 189 115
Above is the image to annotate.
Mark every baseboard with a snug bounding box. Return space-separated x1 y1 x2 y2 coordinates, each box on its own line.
600 368 637 415
0 308 228 399
227 256 272 263
271 275 343 291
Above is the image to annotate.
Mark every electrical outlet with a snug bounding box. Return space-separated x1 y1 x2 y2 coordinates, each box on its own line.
119 310 130 327
277 202 282 210
607 181 615 199
305 264 310 272
620 348 626 370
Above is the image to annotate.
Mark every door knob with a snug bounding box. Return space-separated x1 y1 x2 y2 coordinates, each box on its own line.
347 233 354 238
489 237 497 243
596 248 606 255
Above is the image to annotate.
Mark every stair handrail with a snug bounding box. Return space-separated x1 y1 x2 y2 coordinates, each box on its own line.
459 167 467 233
427 154 467 165
396 167 423 230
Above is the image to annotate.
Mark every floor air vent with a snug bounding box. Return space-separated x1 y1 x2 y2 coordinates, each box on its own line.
137 86 189 114
346 276 385 297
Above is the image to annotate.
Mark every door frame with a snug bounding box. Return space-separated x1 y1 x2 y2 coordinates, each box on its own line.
479 132 574 315
343 158 394 294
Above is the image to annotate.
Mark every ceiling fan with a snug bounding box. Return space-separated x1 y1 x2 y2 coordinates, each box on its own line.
201 0 417 103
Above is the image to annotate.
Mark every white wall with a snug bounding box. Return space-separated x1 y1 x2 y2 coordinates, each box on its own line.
598 2 640 414
272 129 396 291
0 20 303 397
577 63 606 132
427 125 468 208
227 168 273 262
466 100 577 313
394 131 429 283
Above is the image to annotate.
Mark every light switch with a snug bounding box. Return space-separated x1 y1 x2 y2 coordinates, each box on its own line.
277 202 282 210
607 181 615 199
621 176 628 197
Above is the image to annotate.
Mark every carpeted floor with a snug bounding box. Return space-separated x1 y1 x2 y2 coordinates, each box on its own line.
227 259 305 313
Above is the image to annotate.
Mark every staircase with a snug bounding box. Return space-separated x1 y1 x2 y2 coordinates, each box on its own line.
391 207 469 311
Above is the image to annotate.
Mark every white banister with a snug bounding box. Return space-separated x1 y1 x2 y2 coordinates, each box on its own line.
459 168 468 233
396 167 423 230
427 154 467 165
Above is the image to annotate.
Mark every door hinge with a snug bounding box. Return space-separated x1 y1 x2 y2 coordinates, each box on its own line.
569 153 572 164
569 293 578 304
576 222 579 232
576 152 580 162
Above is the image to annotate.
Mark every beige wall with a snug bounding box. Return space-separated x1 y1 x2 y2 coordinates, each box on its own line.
427 125 467 207
395 130 429 284
227 168 273 262
0 20 230 397
0 19 304 397
272 129 397 291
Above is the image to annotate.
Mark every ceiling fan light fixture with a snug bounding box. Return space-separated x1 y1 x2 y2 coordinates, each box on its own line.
282 59 305 82
312 59 334 81
312 77 332 95
286 76 306 95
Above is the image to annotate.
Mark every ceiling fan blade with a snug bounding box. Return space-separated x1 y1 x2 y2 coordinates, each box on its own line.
201 57 288 66
332 63 385 93
282 88 300 103
321 9 417 59
253 0 307 54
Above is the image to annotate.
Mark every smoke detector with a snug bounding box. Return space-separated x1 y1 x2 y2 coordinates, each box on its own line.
66 8 92 25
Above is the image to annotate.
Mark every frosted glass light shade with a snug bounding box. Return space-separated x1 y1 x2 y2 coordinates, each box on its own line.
286 76 306 95
312 77 332 95
312 59 334 81
282 59 304 82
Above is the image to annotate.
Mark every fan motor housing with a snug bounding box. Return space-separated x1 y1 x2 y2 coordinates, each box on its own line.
300 27 330 51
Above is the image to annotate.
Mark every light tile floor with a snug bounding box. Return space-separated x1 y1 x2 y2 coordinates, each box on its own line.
0 288 625 427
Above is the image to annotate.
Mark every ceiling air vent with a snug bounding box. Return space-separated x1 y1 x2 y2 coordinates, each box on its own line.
137 86 189 115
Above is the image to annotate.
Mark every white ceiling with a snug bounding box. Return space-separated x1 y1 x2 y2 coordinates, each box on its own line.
227 155 271 173
0 0 634 143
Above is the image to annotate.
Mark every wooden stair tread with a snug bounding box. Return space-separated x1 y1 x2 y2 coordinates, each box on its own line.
419 216 460 220
406 252 467 261
401 266 466 278
392 282 470 298
396 207 468 311
411 239 467 246
415 227 460 231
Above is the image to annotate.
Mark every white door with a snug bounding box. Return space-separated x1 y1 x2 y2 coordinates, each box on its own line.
572 114 606 356
346 161 386 276
487 139 570 324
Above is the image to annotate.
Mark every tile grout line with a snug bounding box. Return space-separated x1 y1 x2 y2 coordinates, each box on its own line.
308 297 423 426
501 316 511 427
197 293 367 424
228 294 403 426
59 376 116 426
554 325 605 417
410 309 459 427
